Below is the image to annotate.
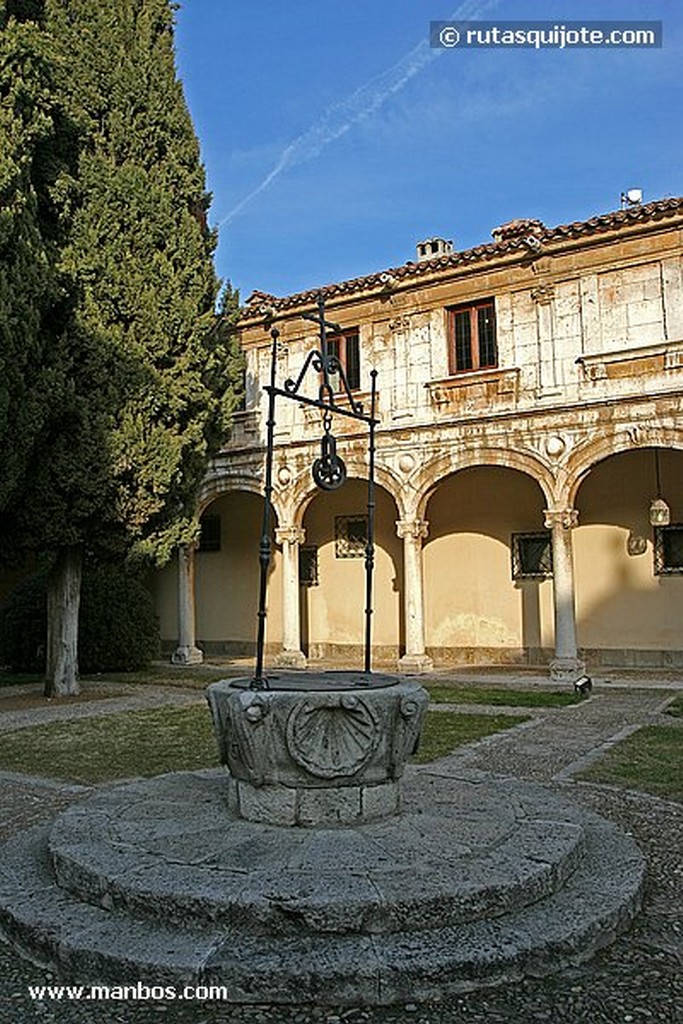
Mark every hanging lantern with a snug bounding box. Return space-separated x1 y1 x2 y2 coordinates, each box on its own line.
649 497 671 527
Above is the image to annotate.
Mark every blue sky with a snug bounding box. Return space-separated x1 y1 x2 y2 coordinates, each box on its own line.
174 0 681 301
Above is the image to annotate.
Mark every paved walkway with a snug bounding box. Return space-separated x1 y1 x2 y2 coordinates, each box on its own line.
0 682 205 734
435 687 678 783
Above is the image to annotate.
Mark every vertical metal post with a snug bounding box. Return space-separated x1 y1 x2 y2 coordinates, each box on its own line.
252 327 279 689
363 369 378 676
318 291 328 363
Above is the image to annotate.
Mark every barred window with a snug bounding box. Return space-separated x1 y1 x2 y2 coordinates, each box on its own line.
654 525 683 575
326 329 361 391
335 515 367 558
511 532 553 579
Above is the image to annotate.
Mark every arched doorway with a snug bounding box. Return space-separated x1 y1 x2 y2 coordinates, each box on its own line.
300 479 402 665
574 447 683 666
424 465 551 665
192 491 280 656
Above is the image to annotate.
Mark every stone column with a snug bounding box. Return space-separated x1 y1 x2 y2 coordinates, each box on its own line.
274 525 307 670
544 508 585 682
396 519 434 674
172 544 203 665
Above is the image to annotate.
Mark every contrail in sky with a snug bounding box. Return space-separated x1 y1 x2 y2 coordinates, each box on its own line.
218 0 499 227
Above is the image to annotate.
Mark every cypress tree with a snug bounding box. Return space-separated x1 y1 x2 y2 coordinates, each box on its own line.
0 1 242 695
0 0 74 514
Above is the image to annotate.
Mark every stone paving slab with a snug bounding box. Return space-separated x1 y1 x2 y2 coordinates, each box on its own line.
46 770 587 934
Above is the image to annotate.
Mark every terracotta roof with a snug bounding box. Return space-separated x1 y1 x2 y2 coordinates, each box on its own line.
242 196 683 320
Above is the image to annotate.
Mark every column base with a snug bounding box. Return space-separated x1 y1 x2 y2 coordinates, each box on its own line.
549 657 586 684
274 649 307 670
171 645 204 666
398 653 434 675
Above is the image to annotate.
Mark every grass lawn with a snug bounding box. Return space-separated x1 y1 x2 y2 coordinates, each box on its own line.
0 665 234 690
2 665 584 709
578 723 683 802
0 705 529 784
414 709 530 763
0 672 44 689
424 683 581 708
0 705 219 784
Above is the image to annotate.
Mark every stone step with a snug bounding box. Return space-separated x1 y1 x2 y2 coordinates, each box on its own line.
0 772 646 1006
46 771 587 934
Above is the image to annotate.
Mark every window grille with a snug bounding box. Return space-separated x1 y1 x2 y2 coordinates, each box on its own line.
327 329 361 391
335 515 368 558
448 300 497 373
654 525 683 575
511 532 553 579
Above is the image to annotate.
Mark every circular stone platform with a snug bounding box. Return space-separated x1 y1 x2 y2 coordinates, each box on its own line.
0 767 645 1006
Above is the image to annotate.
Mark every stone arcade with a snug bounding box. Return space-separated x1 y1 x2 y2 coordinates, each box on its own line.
155 196 683 679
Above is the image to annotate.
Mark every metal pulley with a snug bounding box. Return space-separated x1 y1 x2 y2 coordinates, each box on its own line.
312 416 346 491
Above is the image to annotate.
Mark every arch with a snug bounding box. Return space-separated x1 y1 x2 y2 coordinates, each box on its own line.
412 447 555 520
567 428 683 507
196 472 264 518
569 445 683 663
299 478 403 660
281 457 405 528
421 463 555 665
194 489 283 657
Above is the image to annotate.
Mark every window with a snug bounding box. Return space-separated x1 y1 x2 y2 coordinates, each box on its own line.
511 532 553 580
449 300 497 373
299 546 319 587
335 515 367 558
654 525 683 575
326 329 361 392
199 514 221 552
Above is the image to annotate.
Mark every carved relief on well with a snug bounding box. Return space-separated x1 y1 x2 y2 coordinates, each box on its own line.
206 690 270 786
389 695 426 778
206 677 430 793
285 695 380 779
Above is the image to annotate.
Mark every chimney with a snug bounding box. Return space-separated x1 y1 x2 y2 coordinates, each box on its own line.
416 237 454 262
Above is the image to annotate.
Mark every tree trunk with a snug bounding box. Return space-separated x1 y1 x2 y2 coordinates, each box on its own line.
45 545 83 697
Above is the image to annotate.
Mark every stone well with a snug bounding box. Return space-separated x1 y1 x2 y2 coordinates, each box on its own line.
205 671 429 826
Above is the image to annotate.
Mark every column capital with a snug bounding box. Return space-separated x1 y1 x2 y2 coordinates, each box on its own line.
396 518 429 541
531 283 555 305
275 525 306 547
544 508 579 531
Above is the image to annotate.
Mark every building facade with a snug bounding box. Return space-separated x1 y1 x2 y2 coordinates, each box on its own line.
153 197 683 680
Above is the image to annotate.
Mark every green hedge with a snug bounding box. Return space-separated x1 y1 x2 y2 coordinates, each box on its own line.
0 564 159 673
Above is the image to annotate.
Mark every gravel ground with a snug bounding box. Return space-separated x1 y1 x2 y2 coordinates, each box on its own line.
0 681 680 1023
